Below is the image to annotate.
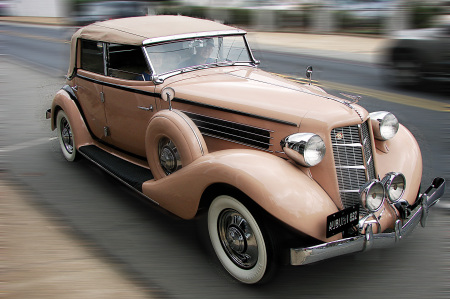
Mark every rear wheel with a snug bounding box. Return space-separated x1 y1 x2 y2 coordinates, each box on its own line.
56 110 77 162
207 195 276 284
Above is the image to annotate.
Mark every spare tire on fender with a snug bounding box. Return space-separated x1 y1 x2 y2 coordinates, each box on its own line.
145 109 208 180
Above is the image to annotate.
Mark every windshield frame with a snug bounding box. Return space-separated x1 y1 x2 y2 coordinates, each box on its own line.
143 32 259 83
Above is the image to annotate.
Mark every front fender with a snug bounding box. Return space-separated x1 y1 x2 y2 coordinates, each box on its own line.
142 149 341 242
51 89 92 148
374 124 422 205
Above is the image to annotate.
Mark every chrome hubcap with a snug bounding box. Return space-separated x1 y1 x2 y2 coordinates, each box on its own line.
158 138 181 175
218 209 258 269
60 117 73 154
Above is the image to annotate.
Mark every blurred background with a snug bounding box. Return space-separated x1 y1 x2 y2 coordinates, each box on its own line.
1 1 449 299
1 0 449 34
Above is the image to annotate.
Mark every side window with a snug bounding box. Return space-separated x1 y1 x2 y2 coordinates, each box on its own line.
107 44 150 80
80 39 104 74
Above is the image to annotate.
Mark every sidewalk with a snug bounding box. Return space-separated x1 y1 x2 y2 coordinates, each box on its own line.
1 177 154 299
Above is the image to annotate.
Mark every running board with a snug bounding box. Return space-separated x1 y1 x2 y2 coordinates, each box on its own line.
78 145 154 192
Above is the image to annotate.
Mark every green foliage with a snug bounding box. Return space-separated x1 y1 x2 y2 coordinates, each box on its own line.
410 4 444 28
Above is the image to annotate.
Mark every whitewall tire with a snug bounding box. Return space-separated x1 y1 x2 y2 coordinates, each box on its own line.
207 195 272 284
56 110 77 162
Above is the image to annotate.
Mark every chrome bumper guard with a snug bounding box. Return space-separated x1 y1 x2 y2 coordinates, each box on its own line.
290 177 445 266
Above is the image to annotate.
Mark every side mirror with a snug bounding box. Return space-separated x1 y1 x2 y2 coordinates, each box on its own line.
306 66 313 85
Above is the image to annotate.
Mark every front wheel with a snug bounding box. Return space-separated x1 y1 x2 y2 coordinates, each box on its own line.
56 110 77 162
207 195 275 284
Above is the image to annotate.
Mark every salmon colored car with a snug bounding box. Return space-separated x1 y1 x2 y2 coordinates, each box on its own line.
47 15 445 284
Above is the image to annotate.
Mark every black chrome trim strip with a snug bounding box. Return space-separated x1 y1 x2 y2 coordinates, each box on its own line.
173 97 297 127
76 75 297 127
76 74 159 97
183 110 275 134
201 132 273 152
182 111 273 151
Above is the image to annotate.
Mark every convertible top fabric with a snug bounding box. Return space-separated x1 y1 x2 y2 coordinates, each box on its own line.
67 15 241 78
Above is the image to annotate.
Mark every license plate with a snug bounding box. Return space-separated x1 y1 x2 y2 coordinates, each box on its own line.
326 205 359 238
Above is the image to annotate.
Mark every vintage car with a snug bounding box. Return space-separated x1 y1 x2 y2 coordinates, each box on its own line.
47 15 445 284
381 20 450 86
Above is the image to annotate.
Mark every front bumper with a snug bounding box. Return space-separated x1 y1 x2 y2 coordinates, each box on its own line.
290 177 445 265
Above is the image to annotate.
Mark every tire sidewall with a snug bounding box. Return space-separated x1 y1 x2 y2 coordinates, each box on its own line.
208 195 268 284
56 110 77 162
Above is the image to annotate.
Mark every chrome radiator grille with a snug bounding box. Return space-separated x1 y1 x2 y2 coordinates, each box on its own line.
183 111 273 151
331 121 376 215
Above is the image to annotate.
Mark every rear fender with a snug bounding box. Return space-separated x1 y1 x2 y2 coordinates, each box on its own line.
51 89 92 148
142 149 341 242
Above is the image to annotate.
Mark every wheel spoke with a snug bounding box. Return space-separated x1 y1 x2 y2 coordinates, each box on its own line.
218 209 258 269
60 118 73 153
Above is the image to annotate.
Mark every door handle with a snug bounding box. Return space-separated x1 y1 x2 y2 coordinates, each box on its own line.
138 105 153 112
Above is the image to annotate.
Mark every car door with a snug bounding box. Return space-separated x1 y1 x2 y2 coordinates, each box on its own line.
74 40 108 141
101 43 158 158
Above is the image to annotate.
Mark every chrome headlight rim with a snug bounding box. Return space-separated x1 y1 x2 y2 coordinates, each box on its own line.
281 133 326 167
370 111 399 141
359 180 386 213
381 172 406 203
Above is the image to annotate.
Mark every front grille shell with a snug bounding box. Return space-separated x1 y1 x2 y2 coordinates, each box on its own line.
331 121 376 216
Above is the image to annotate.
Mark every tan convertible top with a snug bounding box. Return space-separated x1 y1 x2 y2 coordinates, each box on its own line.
68 15 243 78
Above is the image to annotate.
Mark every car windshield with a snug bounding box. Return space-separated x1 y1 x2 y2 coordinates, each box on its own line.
145 35 252 76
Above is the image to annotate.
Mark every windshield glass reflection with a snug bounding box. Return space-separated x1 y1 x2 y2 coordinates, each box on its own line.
145 35 252 76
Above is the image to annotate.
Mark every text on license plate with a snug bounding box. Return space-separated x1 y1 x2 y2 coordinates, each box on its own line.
326 205 359 238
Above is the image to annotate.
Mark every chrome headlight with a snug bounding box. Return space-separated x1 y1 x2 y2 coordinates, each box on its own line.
370 111 399 141
381 172 406 203
360 180 385 212
281 133 326 167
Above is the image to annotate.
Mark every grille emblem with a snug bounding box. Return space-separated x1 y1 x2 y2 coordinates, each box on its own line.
335 132 344 140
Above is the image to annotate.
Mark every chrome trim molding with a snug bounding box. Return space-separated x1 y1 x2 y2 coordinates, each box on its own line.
143 30 247 45
173 97 297 127
290 177 445 265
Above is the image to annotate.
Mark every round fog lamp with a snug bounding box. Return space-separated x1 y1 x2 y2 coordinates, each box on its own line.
360 180 385 212
382 172 406 203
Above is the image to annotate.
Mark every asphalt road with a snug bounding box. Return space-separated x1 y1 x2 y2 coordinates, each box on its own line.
1 23 449 299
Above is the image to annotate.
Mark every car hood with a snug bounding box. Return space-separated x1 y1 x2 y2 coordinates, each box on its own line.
158 67 368 128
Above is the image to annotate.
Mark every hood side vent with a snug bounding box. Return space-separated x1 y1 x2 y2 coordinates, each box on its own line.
183 111 273 151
